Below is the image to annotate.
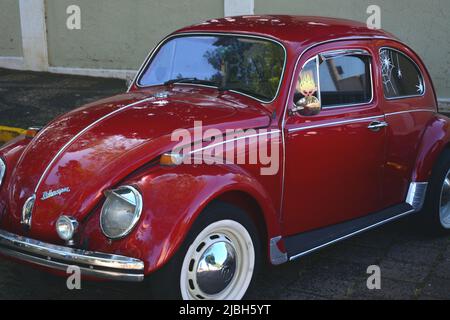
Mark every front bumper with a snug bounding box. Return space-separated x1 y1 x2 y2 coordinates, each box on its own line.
0 229 145 282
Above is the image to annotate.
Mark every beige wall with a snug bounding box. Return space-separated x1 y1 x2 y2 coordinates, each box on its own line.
45 0 224 70
255 0 450 99
0 0 448 99
0 0 22 57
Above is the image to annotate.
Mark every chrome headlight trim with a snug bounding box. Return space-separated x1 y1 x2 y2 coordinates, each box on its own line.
100 185 143 240
0 158 5 188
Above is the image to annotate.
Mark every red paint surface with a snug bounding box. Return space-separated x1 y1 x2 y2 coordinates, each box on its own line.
0 16 448 277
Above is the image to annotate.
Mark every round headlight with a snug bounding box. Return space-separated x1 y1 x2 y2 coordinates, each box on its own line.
0 158 6 187
100 186 143 239
56 215 78 241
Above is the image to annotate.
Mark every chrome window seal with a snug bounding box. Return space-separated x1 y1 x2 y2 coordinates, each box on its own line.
131 32 288 104
379 46 426 100
0 229 145 282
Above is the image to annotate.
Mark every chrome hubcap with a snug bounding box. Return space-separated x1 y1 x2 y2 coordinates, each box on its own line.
440 169 450 228
196 241 237 295
180 220 255 300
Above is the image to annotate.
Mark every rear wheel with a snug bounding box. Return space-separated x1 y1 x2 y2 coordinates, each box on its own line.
149 202 260 300
422 149 450 232
438 168 450 228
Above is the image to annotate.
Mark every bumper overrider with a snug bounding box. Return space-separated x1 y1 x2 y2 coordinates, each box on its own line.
0 229 145 282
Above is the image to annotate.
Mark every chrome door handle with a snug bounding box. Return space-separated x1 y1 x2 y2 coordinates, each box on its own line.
367 121 388 132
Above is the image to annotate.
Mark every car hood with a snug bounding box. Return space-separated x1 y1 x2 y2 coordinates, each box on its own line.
5 86 271 239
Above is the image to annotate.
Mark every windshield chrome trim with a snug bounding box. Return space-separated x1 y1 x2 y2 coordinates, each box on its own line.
132 32 288 104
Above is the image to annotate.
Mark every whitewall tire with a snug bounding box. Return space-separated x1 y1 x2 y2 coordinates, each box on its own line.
180 219 256 300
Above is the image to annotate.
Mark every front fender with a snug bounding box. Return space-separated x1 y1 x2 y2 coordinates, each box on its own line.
0 135 30 197
80 163 281 275
412 114 450 182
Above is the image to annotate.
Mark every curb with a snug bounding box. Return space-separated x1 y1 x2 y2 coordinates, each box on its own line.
0 125 26 143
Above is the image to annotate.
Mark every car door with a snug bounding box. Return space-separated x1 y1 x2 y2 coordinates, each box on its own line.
282 42 387 236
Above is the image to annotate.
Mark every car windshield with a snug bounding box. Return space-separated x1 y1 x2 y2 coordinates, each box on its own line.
138 35 285 102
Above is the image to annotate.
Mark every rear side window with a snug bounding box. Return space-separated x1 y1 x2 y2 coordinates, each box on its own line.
379 48 425 99
319 54 372 107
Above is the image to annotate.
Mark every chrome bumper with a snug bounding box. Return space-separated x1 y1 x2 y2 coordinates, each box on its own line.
0 229 145 282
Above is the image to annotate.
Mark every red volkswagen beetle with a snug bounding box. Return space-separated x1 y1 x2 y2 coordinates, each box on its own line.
0 15 449 300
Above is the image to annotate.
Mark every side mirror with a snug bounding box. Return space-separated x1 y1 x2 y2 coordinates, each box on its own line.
291 96 321 116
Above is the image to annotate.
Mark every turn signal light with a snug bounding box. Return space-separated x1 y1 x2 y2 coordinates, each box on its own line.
160 153 183 166
25 127 42 139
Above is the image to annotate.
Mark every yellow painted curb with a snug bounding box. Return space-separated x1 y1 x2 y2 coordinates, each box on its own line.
0 125 26 143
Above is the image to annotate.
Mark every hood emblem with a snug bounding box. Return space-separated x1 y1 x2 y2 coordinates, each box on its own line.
21 195 36 229
153 91 169 99
41 187 71 201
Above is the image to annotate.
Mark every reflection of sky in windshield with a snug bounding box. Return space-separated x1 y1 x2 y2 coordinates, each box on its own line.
140 37 218 84
138 35 285 102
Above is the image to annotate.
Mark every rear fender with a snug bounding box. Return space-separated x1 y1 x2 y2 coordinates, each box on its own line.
412 114 450 182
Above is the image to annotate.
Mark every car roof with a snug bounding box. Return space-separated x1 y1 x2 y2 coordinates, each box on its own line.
175 15 398 51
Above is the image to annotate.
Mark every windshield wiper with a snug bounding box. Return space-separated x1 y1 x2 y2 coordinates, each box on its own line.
163 78 233 93
163 77 199 86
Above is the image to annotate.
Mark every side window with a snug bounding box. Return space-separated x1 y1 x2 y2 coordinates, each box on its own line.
319 54 372 107
293 50 372 114
379 48 424 99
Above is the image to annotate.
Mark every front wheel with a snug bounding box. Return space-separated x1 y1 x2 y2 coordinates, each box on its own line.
180 219 256 300
150 202 260 300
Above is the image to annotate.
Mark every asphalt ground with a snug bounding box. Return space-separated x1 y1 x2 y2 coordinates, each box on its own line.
1 67 450 300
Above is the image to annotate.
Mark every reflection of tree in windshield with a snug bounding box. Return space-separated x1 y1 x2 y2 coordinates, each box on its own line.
204 37 284 101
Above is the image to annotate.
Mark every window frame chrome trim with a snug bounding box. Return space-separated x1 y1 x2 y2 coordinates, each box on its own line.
319 48 372 60
378 46 427 101
298 48 374 110
132 32 288 104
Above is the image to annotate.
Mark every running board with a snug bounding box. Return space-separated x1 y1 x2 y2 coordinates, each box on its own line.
285 202 415 261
